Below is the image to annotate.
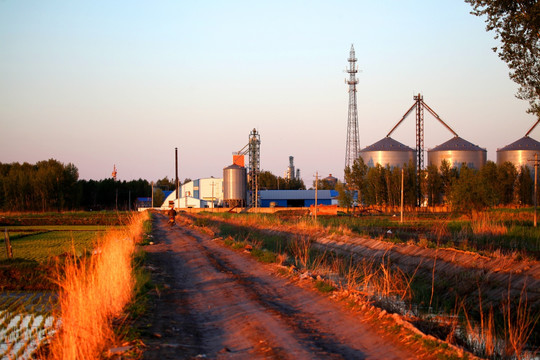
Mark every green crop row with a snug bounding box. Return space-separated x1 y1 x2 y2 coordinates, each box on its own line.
0 229 97 262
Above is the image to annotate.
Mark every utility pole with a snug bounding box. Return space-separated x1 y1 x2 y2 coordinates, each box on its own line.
4 229 13 259
211 181 215 211
175 147 179 210
528 153 539 227
535 153 538 228
315 171 319 222
400 168 404 223
151 181 154 208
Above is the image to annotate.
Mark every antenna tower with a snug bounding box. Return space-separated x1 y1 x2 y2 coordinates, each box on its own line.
248 128 260 208
345 44 360 170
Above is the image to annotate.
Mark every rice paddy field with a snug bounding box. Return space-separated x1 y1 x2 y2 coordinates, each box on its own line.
0 292 56 359
0 211 129 359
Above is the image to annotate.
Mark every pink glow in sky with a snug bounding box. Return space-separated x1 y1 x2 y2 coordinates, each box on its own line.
1 1 536 185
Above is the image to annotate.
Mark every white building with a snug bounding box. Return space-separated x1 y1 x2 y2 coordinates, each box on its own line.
161 178 223 209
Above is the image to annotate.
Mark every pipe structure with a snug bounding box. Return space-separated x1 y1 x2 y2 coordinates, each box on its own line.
526 119 540 137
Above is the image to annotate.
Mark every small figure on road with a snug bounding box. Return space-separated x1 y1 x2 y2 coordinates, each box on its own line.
168 206 177 226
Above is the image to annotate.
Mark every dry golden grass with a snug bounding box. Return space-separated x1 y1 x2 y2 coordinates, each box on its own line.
46 212 148 360
471 213 508 236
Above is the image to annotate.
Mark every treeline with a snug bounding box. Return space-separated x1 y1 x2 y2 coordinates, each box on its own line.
259 171 306 190
343 158 535 212
0 160 152 212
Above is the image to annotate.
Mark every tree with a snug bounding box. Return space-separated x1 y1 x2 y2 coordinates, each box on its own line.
426 164 443 206
344 157 368 204
153 188 165 207
259 171 279 190
466 0 540 119
497 161 518 204
449 165 489 216
517 165 534 205
156 177 175 190
336 181 353 210
479 160 499 206
440 159 458 203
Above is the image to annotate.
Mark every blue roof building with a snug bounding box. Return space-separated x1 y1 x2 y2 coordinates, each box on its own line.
259 190 338 208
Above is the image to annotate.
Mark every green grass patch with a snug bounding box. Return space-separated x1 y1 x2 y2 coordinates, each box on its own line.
140 213 153 245
0 230 97 262
314 280 336 293
251 248 277 263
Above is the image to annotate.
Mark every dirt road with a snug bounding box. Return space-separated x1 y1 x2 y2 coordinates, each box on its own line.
140 215 415 359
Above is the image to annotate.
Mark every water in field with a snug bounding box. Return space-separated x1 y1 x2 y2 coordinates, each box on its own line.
0 292 57 360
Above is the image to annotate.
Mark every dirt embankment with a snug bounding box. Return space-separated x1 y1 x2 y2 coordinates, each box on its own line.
315 234 540 307
198 215 540 311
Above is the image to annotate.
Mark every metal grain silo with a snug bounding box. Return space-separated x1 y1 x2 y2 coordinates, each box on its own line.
359 137 416 168
223 164 247 207
428 136 486 170
497 136 540 172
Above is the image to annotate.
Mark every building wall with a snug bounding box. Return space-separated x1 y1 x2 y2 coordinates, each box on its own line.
161 177 223 209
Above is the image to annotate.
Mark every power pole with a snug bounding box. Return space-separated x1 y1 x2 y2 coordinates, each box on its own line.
401 168 404 223
315 171 319 222
528 153 539 227
345 44 360 170
175 147 179 209
211 181 215 211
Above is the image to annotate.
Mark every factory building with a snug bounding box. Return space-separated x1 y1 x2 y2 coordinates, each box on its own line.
260 190 338 208
497 136 540 172
427 136 487 170
161 178 223 209
359 137 416 168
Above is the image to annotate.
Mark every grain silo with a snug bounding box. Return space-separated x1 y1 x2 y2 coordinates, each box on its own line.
428 136 486 170
223 164 247 207
497 136 540 172
359 137 416 168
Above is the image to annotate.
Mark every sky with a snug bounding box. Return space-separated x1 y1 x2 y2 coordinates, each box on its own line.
1 0 537 186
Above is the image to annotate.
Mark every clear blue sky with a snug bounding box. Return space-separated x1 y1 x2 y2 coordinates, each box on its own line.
0 0 536 185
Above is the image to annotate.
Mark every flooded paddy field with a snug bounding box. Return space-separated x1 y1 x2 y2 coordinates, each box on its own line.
0 291 57 359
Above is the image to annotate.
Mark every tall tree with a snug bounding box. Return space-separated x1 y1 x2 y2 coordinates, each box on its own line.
336 181 353 210
426 164 443 206
449 165 489 216
466 0 540 118
344 157 368 205
517 165 534 205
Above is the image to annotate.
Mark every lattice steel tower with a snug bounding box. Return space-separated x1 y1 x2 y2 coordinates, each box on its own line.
345 44 360 169
248 128 260 208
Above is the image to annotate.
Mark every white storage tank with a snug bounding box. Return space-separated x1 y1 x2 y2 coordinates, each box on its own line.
428 136 486 170
359 137 416 168
223 164 247 207
497 136 540 172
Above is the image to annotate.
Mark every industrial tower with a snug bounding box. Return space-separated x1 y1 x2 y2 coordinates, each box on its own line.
345 44 360 170
248 128 260 208
387 94 458 206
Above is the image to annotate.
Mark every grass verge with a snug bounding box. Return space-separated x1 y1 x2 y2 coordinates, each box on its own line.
46 211 149 359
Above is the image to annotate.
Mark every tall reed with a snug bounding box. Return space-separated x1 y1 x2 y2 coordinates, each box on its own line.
47 212 147 360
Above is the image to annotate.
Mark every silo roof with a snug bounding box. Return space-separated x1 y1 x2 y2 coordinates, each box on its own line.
360 137 414 152
223 164 245 170
497 136 540 151
429 136 486 152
